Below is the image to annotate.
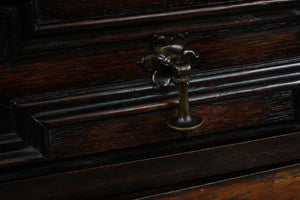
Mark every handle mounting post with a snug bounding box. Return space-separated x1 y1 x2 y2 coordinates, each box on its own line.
138 33 203 133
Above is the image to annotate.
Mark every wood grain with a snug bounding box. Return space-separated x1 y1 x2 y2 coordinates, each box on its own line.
138 163 300 200
1 121 298 183
28 2 300 51
0 132 299 199
2 22 299 100
12 59 300 160
47 91 297 159
32 0 299 33
0 1 299 136
0 1 299 199
33 0 259 25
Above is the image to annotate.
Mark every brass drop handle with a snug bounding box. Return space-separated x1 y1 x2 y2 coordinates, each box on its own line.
137 33 203 132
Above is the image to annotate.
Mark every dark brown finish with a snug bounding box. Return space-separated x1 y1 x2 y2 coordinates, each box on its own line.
138 163 300 200
12 58 299 160
0 0 299 199
1 20 299 106
0 11 299 111
13 89 296 160
0 132 299 200
31 0 299 34
0 133 44 168
33 0 259 26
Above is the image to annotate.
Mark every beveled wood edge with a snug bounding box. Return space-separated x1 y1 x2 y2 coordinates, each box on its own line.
35 0 298 33
12 58 300 127
135 162 300 200
0 133 45 168
12 57 300 106
0 130 299 199
0 120 299 182
23 0 300 54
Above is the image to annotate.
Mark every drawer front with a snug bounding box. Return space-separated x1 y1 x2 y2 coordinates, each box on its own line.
0 0 300 174
50 91 294 159
13 57 300 160
10 0 300 160
0 1 300 199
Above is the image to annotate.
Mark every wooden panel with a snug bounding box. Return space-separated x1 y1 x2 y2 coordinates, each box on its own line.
1 19 297 137
0 0 299 168
0 1 299 199
13 59 300 160
0 1 298 137
0 132 299 200
138 164 300 200
27 1 300 50
1 121 298 183
31 0 299 34
33 0 257 25
49 91 296 159
2 22 300 100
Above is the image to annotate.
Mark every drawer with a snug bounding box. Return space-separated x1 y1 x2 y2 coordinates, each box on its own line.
4 0 297 162
1 0 300 199
1 0 299 163
12 58 300 160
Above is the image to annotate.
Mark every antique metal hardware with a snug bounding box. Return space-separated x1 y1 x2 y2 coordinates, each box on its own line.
137 33 203 133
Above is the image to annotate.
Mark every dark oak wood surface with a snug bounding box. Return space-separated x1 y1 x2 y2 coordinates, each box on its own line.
32 0 299 34
0 0 299 199
0 132 299 200
33 0 257 25
13 79 297 160
0 0 299 135
8 57 299 160
138 163 300 200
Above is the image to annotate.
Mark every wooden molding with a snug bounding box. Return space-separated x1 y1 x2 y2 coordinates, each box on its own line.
33 0 299 33
12 58 300 160
0 133 44 168
0 132 299 199
23 0 300 53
